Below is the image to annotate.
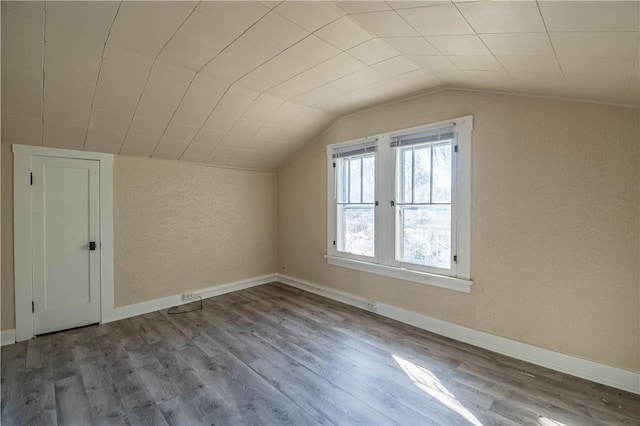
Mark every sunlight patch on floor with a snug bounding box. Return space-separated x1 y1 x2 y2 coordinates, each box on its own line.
393 354 483 426
537 416 569 426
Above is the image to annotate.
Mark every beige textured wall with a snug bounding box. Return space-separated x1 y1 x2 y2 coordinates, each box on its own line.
1 143 15 330
0 150 278 329
278 90 640 372
114 155 278 306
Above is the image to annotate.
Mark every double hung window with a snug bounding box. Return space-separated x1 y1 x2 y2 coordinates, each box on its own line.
327 115 472 292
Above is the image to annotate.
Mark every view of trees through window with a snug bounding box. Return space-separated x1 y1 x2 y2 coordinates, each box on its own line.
336 154 375 257
397 142 452 269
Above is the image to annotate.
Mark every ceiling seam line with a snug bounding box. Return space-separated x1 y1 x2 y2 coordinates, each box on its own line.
535 0 570 91
116 1 201 155
81 1 123 151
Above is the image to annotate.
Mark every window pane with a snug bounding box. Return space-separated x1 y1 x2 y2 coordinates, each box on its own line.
400 148 413 204
349 158 362 203
337 159 348 203
398 205 451 269
337 206 375 256
413 146 431 203
432 143 452 203
362 155 375 203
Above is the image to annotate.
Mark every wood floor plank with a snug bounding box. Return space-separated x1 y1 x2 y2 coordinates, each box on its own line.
2 282 639 426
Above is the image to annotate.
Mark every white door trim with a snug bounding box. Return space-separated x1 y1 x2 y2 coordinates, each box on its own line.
13 144 114 342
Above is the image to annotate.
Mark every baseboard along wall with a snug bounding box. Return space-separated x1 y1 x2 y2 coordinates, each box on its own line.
3 272 638 395
276 273 640 395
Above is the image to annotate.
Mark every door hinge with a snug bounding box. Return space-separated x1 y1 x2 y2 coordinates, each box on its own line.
333 240 336 246
454 145 458 153
453 255 457 262
31 301 34 313
30 172 33 186
333 162 336 168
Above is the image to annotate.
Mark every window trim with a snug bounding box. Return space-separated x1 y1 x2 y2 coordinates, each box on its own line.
326 115 473 293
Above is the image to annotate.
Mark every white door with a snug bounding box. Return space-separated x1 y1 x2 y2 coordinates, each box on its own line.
31 156 101 335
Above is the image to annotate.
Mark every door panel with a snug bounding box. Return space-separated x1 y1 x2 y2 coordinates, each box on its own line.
32 156 101 335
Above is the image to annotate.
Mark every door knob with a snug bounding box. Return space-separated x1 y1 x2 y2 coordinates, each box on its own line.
89 241 96 251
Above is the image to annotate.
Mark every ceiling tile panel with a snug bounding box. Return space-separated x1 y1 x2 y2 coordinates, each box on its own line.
163 123 199 142
181 143 216 163
348 38 400 65
213 85 260 117
333 1 391 15
316 53 368 79
397 5 474 36
559 57 635 78
447 55 504 72
120 133 159 156
350 10 419 37
456 1 545 33
171 106 213 129
268 67 336 99
1 1 45 39
550 32 639 58
44 101 91 127
103 44 154 71
202 112 239 133
129 116 168 138
497 56 562 74
1 89 41 120
287 36 342 66
200 35 281 82
92 60 149 114
43 121 85 150
480 33 555 57
253 124 284 141
135 67 193 121
45 1 119 44
85 128 125 153
245 12 309 51
371 56 421 78
109 1 197 58
153 139 189 160
315 17 374 51
427 35 491 55
383 37 440 55
2 31 44 69
192 129 225 146
275 1 343 32
539 1 639 32
410 55 459 72
89 108 133 133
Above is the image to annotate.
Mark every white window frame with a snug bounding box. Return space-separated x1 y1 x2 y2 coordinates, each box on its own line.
326 115 473 293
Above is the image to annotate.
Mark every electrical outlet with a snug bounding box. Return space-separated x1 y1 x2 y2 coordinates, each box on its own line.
182 292 195 301
365 300 377 312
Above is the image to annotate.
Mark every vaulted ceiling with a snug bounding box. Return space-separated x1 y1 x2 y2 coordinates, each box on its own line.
2 1 638 171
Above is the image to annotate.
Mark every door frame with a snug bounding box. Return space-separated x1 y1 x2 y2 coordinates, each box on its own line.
13 144 114 342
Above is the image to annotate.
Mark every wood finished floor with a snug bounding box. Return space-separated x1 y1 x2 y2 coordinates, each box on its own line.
2 283 639 426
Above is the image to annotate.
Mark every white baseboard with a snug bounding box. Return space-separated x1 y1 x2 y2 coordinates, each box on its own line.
104 273 277 323
1 329 16 346
276 273 640 395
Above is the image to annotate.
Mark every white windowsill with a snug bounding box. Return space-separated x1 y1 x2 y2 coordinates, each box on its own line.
325 255 472 293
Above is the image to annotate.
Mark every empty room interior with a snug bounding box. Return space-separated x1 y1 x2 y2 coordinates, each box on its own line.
1 0 639 425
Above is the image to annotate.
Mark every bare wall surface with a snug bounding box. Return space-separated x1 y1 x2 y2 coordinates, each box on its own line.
278 90 640 372
114 155 278 306
0 150 278 330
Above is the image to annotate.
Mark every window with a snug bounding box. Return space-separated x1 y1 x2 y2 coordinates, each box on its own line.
327 116 472 292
